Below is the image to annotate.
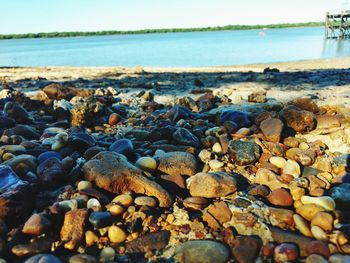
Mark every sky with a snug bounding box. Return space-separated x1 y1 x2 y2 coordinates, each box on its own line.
0 0 345 34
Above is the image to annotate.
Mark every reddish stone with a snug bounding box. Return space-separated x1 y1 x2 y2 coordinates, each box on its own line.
267 188 293 207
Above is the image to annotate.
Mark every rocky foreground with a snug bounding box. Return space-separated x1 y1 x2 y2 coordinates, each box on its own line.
0 64 349 262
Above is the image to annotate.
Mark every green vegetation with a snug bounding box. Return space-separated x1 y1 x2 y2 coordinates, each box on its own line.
0 22 324 40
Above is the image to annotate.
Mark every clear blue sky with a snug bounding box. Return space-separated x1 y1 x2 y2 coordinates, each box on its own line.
0 0 343 34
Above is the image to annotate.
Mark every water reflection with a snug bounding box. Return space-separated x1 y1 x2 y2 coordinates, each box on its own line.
322 38 350 58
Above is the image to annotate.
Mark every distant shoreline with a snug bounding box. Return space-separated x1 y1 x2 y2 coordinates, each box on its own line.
0 22 323 40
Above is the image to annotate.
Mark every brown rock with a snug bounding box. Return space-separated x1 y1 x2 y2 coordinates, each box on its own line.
82 151 172 207
126 230 170 253
316 115 340 129
269 208 295 228
267 188 293 207
288 97 319 113
305 241 330 258
22 213 51 235
11 237 52 257
202 211 221 230
281 106 316 133
42 83 75 100
60 209 88 250
207 201 232 224
274 243 299 263
231 236 262 263
187 172 238 198
260 118 284 142
108 113 121 126
155 151 197 176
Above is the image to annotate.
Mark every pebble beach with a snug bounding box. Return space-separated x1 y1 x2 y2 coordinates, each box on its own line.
0 57 349 262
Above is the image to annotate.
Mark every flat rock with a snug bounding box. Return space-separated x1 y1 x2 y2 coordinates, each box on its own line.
281 106 316 133
37 157 64 187
260 118 284 142
329 184 350 210
24 253 63 263
126 230 170 253
155 150 197 176
82 151 172 207
173 128 200 147
23 213 51 235
228 140 260 165
231 236 262 263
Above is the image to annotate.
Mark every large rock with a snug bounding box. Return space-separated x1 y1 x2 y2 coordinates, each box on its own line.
231 236 262 263
126 231 170 253
24 253 63 263
82 152 172 207
187 172 239 198
3 101 31 123
281 106 316 133
155 150 197 176
42 83 75 100
260 118 284 142
173 128 200 148
37 157 64 187
329 184 350 210
228 140 260 165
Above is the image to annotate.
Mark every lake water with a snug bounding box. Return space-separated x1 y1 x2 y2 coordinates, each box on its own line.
0 27 349 67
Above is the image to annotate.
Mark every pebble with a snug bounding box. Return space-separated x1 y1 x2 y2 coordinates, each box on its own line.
260 118 284 142
100 247 115 262
301 196 336 211
281 106 316 133
22 213 51 235
173 127 200 147
269 156 286 169
85 230 99 246
108 204 124 216
77 181 92 191
208 159 224 170
311 226 328 241
155 150 197 176
329 184 350 210
134 196 157 207
293 214 313 237
329 254 350 263
112 194 133 207
58 199 78 212
174 240 230 263
183 197 208 210
311 211 333 232
69 254 97 263
108 225 126 243
228 140 260 165
212 142 222 154
109 138 134 156
219 110 251 127
282 159 300 178
274 243 299 263
24 254 63 263
87 198 102 211
231 236 262 263
296 204 325 221
89 212 114 229
135 156 157 172
108 113 121 126
267 188 293 206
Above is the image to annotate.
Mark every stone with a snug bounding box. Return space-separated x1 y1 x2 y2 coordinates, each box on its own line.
109 139 133 156
231 236 262 263
126 230 170 253
281 106 316 133
69 132 96 151
12 237 52 257
296 204 325 221
0 165 27 191
305 240 330 258
301 196 336 211
82 152 172 207
24 253 63 263
183 197 208 210
228 140 260 165
2 154 37 173
70 98 105 127
288 97 319 113
187 172 239 198
173 127 200 148
38 151 62 164
274 243 299 263
267 188 293 206
22 213 51 235
60 209 88 250
108 113 122 126
316 115 340 130
306 254 328 263
5 124 40 140
69 254 97 263
311 211 333 232
248 90 267 103
85 230 99 246
77 181 92 191
219 110 251 128
37 157 64 187
260 118 283 142
174 240 230 263
329 184 350 210
107 204 124 216
282 160 300 178
87 198 102 211
135 157 157 172
269 156 286 169
311 226 328 241
0 116 16 130
206 201 232 224
3 101 30 123
89 211 114 229
208 159 224 170
155 150 197 176
112 194 133 207
254 168 287 191
100 247 115 262
108 225 126 243
134 196 157 207
293 214 313 237
329 254 350 263
42 83 75 100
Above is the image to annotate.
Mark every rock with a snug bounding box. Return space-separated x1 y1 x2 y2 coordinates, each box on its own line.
100 247 115 262
329 184 350 210
108 113 121 126
112 194 133 206
69 132 96 151
301 196 336 211
85 230 99 247
108 225 126 243
281 106 316 133
228 140 260 165
83 152 172 207
311 211 333 232
282 160 300 178
173 128 200 147
69 254 97 263
297 204 325 221
183 197 208 210
135 157 157 172
126 230 170 253
2 154 37 173
219 110 251 128
329 254 350 263
12 237 52 257
38 151 62 164
311 226 328 241
306 254 328 263
231 236 262 263
204 201 232 225
0 165 27 191
37 157 64 187
155 150 197 177
316 115 340 130
208 159 224 170
24 253 63 263
109 139 133 156
22 213 51 235
70 98 105 127
267 188 293 206
260 118 283 142
269 156 286 169
60 209 88 250
187 172 239 198
0 116 16 130
293 214 313 237
288 98 319 113
248 90 267 103
5 125 40 140
174 240 230 263
89 212 113 229
42 83 75 100
254 168 287 191
3 101 30 123
274 243 299 263
134 196 157 207
305 240 330 258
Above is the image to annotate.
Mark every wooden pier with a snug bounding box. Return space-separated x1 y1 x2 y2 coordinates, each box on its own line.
325 10 350 39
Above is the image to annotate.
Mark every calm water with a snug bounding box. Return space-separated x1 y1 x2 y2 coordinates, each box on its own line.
0 27 349 67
